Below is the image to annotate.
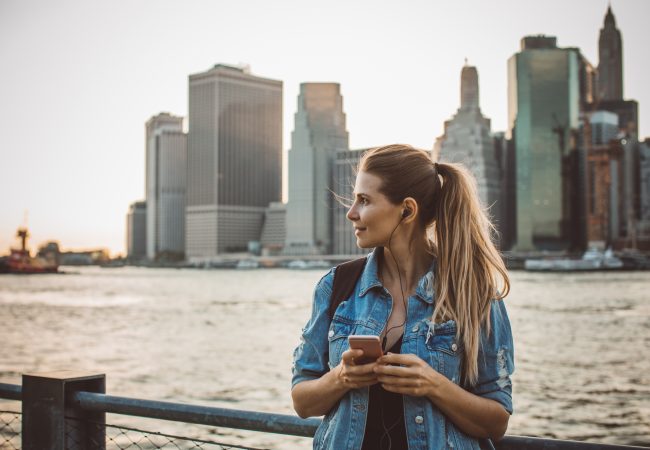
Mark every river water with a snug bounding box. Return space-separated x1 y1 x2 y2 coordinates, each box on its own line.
1 267 649 448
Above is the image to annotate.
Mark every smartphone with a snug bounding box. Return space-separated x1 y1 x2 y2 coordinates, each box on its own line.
347 335 383 365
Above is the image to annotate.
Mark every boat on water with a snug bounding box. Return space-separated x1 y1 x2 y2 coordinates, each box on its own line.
524 247 623 272
287 259 330 270
0 227 59 274
235 259 260 269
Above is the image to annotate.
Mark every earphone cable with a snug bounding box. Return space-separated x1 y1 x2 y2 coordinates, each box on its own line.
377 213 409 450
382 215 408 351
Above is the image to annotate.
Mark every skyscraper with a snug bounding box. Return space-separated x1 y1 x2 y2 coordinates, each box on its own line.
585 112 624 244
284 83 349 255
595 6 637 134
126 201 147 260
145 113 187 260
593 6 641 247
508 36 583 251
435 63 501 228
639 139 650 240
597 6 623 101
186 64 282 259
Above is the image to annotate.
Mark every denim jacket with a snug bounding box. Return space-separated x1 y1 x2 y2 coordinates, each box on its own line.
291 249 515 450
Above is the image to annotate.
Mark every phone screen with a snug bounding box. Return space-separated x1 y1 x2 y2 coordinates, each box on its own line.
348 335 383 364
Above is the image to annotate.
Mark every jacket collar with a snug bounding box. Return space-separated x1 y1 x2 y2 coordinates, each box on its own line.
358 247 435 304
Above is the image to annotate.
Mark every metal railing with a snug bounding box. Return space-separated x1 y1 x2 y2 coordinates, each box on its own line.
1 374 648 450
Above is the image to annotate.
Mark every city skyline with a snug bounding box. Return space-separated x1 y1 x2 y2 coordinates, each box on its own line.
1 0 649 255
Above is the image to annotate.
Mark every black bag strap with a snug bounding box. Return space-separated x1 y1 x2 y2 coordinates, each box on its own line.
328 256 368 319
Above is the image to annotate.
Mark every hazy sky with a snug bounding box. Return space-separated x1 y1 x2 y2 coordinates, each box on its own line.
1 0 648 256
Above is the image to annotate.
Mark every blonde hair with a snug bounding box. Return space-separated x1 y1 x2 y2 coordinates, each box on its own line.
359 144 510 386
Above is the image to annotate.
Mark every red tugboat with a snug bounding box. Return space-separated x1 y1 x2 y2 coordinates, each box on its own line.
1 228 59 274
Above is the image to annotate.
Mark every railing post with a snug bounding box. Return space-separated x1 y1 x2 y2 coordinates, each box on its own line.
22 370 106 450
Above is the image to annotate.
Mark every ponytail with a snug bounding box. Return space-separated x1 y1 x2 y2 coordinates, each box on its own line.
359 145 510 386
433 162 510 386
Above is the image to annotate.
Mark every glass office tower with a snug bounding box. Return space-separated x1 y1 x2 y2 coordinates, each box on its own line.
508 36 580 251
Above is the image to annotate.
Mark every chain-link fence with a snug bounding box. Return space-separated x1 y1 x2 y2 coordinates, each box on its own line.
2 411 268 450
65 416 268 450
0 411 21 450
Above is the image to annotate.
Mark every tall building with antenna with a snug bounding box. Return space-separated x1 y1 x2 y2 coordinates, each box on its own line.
597 5 623 101
592 5 642 248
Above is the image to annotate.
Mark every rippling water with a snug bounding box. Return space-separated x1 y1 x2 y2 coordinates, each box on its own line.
1 267 649 448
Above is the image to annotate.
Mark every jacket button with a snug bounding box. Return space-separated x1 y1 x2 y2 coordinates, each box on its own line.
451 343 458 352
328 330 334 338
354 404 366 411
415 415 424 424
411 325 419 332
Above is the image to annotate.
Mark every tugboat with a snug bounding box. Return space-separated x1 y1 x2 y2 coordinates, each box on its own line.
2 227 59 274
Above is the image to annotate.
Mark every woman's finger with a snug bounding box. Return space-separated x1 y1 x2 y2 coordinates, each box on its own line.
341 348 364 365
378 353 424 366
349 374 378 383
381 384 421 395
374 363 417 377
376 375 421 386
353 379 380 388
345 362 377 376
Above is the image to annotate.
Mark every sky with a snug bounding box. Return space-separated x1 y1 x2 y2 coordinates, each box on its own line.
1 0 648 256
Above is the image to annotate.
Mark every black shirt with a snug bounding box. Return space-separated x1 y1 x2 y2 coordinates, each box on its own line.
361 335 408 450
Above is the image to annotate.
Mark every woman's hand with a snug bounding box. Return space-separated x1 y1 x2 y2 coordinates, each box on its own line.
374 353 445 397
335 348 380 390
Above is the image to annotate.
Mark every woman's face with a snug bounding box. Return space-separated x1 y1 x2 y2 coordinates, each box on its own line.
347 171 402 249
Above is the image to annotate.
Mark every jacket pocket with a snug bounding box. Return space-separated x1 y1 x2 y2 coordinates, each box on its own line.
328 318 354 369
422 319 463 382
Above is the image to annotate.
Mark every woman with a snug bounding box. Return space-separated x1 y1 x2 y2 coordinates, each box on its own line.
291 144 514 450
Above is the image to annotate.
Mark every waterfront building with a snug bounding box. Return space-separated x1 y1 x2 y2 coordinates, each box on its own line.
507 35 585 251
584 113 624 245
590 6 642 248
126 201 147 260
620 135 641 247
186 64 282 259
284 83 349 255
493 132 516 250
260 202 286 256
435 63 501 233
145 113 187 260
639 139 650 241
332 148 369 256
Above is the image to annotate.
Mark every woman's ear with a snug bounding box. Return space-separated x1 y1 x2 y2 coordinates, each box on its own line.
402 197 418 221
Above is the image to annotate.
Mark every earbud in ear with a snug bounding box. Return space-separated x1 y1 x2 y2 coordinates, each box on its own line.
402 209 411 218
